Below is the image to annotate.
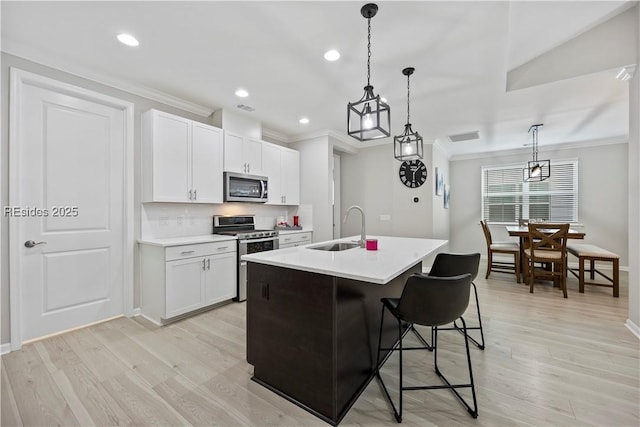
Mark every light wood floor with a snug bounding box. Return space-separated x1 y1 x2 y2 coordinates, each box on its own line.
2 262 638 426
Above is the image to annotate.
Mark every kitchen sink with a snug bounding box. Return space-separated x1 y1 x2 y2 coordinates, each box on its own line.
307 242 360 251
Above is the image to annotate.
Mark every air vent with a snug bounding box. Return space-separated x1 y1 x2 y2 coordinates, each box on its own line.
237 104 255 112
448 131 479 142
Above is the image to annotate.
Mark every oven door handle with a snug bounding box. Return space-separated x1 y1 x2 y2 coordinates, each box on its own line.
240 236 278 244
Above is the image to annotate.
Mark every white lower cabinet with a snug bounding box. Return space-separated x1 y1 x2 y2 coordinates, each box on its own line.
205 251 237 305
140 240 237 324
279 231 312 249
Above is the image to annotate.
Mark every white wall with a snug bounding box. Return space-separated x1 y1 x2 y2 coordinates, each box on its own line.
431 142 450 241
449 142 630 267
290 136 333 243
340 144 437 239
627 4 639 333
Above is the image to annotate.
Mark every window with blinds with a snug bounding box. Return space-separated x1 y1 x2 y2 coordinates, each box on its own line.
481 160 578 223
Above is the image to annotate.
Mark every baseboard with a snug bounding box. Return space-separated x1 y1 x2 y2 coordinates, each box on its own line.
625 319 640 339
1 342 12 355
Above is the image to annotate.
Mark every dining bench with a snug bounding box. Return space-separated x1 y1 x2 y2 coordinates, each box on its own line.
566 244 619 297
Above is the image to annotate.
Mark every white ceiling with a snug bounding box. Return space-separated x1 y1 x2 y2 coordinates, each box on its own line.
1 1 635 157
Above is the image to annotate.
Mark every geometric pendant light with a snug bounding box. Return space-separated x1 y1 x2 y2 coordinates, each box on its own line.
523 123 550 182
394 67 423 161
347 3 391 141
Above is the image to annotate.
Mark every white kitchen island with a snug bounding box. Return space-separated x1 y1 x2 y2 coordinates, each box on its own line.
243 236 447 426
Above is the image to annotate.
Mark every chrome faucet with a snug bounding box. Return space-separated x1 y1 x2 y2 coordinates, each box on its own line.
343 205 366 248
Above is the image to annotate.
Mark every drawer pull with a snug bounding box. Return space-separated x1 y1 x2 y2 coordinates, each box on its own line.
217 246 229 251
181 250 196 255
284 238 291 242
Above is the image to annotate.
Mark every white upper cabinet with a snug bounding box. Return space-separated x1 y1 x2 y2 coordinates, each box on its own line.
191 122 224 203
262 143 282 204
142 109 223 203
281 148 300 205
223 131 263 175
263 142 300 206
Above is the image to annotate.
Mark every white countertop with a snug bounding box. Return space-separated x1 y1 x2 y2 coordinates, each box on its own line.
138 234 237 247
139 229 312 247
242 235 447 284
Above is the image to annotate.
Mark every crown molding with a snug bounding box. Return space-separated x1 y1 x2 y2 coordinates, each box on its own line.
449 135 628 162
261 127 290 143
2 44 214 117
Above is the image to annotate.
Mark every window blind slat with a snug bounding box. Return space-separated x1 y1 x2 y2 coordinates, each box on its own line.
481 160 578 223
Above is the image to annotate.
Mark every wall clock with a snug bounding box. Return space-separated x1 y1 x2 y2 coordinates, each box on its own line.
399 160 427 188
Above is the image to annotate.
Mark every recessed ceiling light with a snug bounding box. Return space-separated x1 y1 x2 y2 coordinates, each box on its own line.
299 117 310 124
324 50 340 61
235 89 249 98
117 33 139 47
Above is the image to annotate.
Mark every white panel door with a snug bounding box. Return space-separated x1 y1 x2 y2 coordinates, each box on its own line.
14 75 127 343
191 122 223 203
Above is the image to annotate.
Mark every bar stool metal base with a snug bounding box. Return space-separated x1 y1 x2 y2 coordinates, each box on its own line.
375 307 478 422
439 282 485 350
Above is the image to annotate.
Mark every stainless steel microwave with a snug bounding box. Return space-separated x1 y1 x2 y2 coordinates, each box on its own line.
223 172 268 203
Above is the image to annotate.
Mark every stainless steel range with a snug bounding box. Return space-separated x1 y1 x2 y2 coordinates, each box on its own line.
213 215 279 301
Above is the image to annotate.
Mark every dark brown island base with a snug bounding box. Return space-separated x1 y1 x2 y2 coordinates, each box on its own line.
244 236 447 425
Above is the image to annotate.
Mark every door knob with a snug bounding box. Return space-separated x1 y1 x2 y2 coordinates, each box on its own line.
24 240 47 248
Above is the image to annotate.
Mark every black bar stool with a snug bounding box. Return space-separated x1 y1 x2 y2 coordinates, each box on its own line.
375 273 478 422
427 253 484 349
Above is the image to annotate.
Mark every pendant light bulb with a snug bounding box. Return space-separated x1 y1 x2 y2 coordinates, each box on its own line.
530 163 541 177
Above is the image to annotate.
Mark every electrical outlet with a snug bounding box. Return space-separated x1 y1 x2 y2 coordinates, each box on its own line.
380 214 391 221
159 216 169 226
177 216 183 226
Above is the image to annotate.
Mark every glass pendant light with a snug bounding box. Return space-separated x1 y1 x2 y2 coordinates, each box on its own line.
523 123 550 182
347 3 391 141
394 67 423 161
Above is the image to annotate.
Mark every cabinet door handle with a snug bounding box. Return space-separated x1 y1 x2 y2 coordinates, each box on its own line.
202 258 206 271
181 250 195 255
193 189 197 200
247 163 250 173
207 258 211 270
188 189 192 200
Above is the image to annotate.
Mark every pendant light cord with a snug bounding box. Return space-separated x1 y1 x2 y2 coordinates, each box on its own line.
367 17 371 86
406 73 411 123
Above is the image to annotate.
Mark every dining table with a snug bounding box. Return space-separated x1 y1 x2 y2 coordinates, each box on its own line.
506 225 585 282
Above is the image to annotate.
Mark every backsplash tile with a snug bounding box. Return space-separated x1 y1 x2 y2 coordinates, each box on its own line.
141 203 306 239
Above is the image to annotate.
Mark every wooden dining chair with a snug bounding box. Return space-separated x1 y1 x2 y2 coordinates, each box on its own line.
524 223 570 298
480 220 520 283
